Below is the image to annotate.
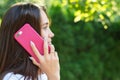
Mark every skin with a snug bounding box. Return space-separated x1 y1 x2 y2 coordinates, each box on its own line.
30 9 60 80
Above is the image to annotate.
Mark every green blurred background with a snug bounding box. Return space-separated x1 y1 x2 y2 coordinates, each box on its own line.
0 0 120 80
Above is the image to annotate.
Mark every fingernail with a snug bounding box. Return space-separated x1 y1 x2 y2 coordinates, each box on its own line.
30 41 34 46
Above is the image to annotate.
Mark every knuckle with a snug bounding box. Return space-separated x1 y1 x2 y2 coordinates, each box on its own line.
50 44 55 49
52 56 58 61
46 56 51 61
40 60 45 64
44 46 48 50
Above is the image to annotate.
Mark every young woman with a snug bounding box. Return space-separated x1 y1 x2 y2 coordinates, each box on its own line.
0 2 60 80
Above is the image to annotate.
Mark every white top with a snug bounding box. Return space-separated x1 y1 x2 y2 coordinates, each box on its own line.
3 72 48 80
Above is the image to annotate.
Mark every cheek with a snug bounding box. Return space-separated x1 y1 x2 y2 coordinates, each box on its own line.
41 30 48 38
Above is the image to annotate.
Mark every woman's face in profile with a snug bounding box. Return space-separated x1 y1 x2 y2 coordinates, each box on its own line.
40 9 54 45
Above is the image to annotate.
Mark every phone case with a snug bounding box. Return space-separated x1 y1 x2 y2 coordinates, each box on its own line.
14 23 47 62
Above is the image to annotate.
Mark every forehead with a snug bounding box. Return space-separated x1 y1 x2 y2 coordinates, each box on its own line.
40 9 49 25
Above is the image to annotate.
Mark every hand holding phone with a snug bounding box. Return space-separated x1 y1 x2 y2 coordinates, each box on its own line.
14 23 49 62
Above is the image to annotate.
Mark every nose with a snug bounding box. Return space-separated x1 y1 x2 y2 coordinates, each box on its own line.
48 29 54 38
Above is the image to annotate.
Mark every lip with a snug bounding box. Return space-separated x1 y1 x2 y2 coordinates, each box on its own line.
48 42 52 45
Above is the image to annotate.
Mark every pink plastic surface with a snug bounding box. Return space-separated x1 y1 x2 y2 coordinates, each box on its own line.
14 23 45 62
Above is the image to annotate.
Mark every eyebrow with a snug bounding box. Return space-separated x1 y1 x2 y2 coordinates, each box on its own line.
41 22 49 26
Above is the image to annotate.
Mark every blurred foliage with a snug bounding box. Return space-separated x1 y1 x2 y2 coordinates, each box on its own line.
0 0 120 80
48 0 120 29
48 0 120 80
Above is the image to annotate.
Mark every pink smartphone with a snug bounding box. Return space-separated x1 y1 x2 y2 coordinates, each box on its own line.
14 23 48 62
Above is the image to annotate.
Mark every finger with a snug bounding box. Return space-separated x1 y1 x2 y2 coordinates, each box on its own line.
44 37 48 55
50 44 55 53
54 51 59 60
29 57 40 67
30 41 43 61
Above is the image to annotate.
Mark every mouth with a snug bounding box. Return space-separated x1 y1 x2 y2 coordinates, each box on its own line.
48 39 52 45
48 42 52 45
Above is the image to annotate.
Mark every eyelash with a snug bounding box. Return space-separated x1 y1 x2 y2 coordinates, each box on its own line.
43 26 48 30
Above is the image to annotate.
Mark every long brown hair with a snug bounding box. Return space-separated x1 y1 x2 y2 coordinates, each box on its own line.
0 2 46 80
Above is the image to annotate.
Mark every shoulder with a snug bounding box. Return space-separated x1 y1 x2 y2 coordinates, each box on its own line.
3 72 48 80
3 72 24 80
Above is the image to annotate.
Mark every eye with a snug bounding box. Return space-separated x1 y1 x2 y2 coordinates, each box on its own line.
43 26 49 30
